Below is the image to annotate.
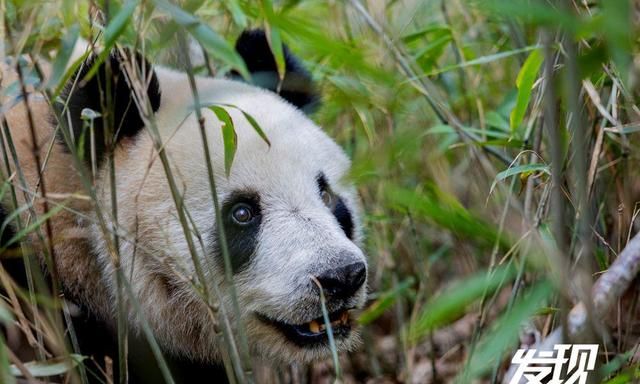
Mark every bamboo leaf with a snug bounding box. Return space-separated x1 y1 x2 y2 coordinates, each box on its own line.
215 103 271 146
387 185 509 249
153 0 249 78
424 45 540 77
237 109 270 147
490 163 549 194
103 1 139 49
47 24 79 90
408 266 517 342
358 277 415 325
208 106 237 177
261 0 286 82
83 0 139 81
10 355 86 378
461 280 553 380
0 203 66 251
265 25 286 83
224 0 247 28
510 49 543 133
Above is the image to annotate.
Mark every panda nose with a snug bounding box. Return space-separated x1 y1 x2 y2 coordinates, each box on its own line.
315 261 366 300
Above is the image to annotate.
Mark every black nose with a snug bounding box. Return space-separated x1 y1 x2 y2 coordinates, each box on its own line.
315 261 366 300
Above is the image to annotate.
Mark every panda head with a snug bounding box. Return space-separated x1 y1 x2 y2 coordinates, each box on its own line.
58 30 367 363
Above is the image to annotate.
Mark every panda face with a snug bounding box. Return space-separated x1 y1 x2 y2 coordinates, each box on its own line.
54 30 368 365
88 67 367 363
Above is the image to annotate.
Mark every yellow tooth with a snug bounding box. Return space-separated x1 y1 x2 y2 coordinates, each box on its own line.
341 311 348 323
309 320 320 333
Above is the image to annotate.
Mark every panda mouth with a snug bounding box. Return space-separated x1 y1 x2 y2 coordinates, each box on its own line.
258 309 352 347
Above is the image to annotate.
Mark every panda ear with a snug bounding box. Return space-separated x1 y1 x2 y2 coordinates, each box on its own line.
235 29 319 113
58 48 161 165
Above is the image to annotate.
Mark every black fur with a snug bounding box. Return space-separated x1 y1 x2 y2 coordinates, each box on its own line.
234 29 319 112
57 48 161 167
333 198 354 240
212 191 263 273
316 172 329 193
317 173 354 240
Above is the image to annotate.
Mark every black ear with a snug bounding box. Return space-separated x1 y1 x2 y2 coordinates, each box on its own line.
234 29 319 113
57 48 161 166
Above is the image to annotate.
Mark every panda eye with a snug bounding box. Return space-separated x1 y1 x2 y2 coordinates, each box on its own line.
321 190 335 209
231 203 254 224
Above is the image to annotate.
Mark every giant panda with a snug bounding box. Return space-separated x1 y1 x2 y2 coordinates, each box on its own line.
0 30 367 382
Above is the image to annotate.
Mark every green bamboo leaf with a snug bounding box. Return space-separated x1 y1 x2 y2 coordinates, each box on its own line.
461 280 553 380
153 0 249 79
0 204 31 243
402 24 451 43
490 163 549 194
424 45 539 77
600 349 634 379
224 0 247 28
414 34 452 63
261 0 286 82
216 103 271 146
265 25 286 83
0 203 66 252
209 106 237 177
386 185 509 249
358 277 415 325
237 110 270 147
53 50 91 99
10 354 86 378
47 24 79 90
425 124 510 140
479 0 581 31
495 163 549 181
510 49 543 133
604 372 636 384
408 265 517 342
104 1 139 49
485 111 510 132
83 0 139 81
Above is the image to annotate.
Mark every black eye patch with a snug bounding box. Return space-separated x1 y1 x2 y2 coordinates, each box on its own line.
316 173 354 240
210 191 262 273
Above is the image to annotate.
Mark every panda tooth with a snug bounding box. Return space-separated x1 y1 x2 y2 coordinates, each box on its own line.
340 311 348 323
309 320 320 334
